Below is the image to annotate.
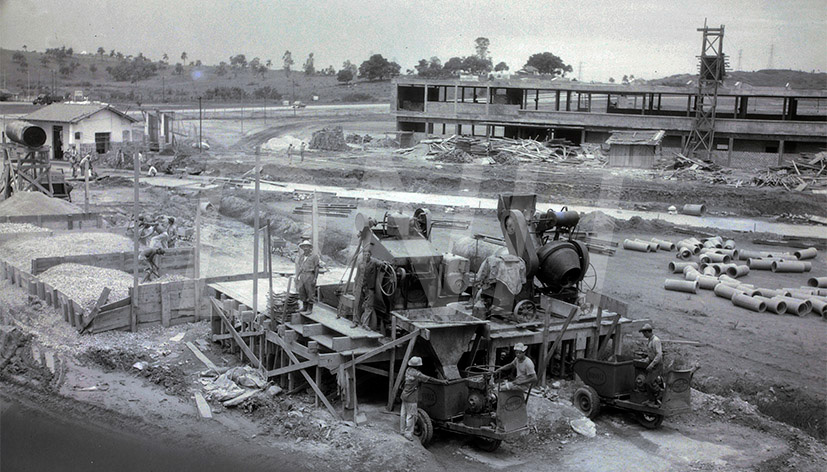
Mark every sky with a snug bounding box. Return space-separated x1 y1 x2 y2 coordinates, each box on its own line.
0 0 825 81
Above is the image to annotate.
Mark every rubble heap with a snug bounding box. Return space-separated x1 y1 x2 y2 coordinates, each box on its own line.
308 126 350 151
418 135 605 165
753 152 826 191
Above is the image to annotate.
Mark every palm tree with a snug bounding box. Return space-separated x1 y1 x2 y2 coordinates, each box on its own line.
181 52 188 62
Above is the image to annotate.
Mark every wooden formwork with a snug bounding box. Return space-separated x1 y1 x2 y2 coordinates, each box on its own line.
0 212 104 230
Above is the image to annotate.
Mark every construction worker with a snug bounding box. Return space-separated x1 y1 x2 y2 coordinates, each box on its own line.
67 145 80 178
295 240 320 313
355 246 382 329
400 357 448 441
495 342 537 393
639 323 664 406
287 143 294 164
140 247 166 282
166 216 178 248
300 142 306 162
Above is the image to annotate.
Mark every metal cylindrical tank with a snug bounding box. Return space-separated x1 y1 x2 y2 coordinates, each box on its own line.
441 253 470 295
451 237 507 273
5 121 47 147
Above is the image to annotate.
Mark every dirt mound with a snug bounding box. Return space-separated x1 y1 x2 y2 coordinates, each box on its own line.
308 126 350 151
0 191 82 216
1 309 57 390
429 148 474 163
577 211 619 232
617 215 675 233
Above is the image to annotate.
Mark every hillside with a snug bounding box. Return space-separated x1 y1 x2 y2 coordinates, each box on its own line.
0 48 391 106
649 69 827 89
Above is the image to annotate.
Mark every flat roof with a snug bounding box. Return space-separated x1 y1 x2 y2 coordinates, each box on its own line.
394 77 827 98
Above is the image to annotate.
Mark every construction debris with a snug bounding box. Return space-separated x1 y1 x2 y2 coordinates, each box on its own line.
422 135 606 166
308 126 350 151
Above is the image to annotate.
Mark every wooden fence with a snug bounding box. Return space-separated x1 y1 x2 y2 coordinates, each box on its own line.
0 213 103 230
31 247 195 276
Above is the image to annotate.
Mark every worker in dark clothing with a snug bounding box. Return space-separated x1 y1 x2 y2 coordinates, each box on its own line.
355 247 383 329
141 247 166 282
295 240 320 313
639 323 664 406
400 357 448 441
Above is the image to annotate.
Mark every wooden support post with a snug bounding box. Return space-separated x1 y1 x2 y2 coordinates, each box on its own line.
131 152 139 332
194 199 201 320
388 315 396 402
386 334 417 411
209 299 261 367
777 140 785 166
726 137 734 166
540 309 550 386
315 366 322 408
540 300 579 377
590 304 603 358
252 150 260 317
597 314 622 360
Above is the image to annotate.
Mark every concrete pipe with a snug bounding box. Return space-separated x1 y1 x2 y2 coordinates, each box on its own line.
717 278 741 288
651 238 676 251
699 254 712 264
687 237 703 246
807 277 827 288
756 296 786 315
665 279 698 294
644 241 659 252
747 258 773 270
736 285 758 297
709 236 724 247
719 248 739 260
794 247 818 260
714 283 741 300
702 266 717 276
726 265 750 278
684 269 701 281
764 252 795 259
681 204 706 216
683 265 701 276
731 292 766 313
623 239 651 252
697 275 719 290
755 288 782 298
669 261 698 274
718 263 737 274
703 240 718 250
776 296 812 316
4 120 47 147
784 289 819 300
724 239 736 250
809 298 827 316
718 274 740 285
677 243 699 255
739 250 763 261
708 253 731 263
772 261 811 273
676 247 693 259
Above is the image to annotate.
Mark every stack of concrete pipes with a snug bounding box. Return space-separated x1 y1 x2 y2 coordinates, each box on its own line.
623 238 675 253
663 236 826 318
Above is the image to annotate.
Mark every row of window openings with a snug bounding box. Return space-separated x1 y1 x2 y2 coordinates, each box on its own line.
70 131 130 153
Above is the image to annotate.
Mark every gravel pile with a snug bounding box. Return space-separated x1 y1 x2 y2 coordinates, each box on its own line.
0 191 83 216
39 263 133 312
0 222 50 234
0 232 134 269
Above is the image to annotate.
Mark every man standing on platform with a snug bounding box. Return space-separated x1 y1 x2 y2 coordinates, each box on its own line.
295 240 320 314
354 246 382 329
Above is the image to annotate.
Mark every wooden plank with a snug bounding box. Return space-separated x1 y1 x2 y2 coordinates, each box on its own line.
265 358 319 378
88 305 131 333
597 314 622 359
540 299 579 376
387 335 418 411
356 364 389 377
209 299 260 368
340 329 420 371
186 341 221 373
211 331 262 342
194 392 213 419
79 287 112 333
267 329 340 420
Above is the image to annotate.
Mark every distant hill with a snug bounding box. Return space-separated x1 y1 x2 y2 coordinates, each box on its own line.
0 48 391 106
649 69 826 90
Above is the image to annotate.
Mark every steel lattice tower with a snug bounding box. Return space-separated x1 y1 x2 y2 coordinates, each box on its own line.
683 21 727 162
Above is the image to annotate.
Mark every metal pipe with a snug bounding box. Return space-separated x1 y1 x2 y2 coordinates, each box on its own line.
4 121 47 147
775 296 812 316
714 283 741 300
731 292 766 312
754 295 786 315
681 204 706 216
664 279 698 294
651 238 675 251
771 261 812 273
808 277 827 288
726 265 750 278
669 261 698 274
747 258 773 270
623 239 651 252
794 247 818 260
697 275 719 290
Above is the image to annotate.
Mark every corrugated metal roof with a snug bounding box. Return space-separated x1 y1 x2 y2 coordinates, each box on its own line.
606 130 666 146
23 103 137 124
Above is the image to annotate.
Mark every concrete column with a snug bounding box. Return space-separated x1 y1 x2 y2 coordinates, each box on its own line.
777 140 785 165
453 84 458 115
485 85 490 116
423 86 428 113
580 129 586 145
726 137 734 166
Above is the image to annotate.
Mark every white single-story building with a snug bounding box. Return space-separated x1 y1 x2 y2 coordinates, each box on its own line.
22 102 138 160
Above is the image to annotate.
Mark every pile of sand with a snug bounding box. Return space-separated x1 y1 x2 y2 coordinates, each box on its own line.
0 222 50 234
308 126 350 151
261 135 304 152
0 191 82 216
577 211 619 232
0 232 134 269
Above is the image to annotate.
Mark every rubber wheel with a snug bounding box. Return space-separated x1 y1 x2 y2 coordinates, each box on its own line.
474 437 502 452
414 408 434 446
573 386 601 419
636 411 665 429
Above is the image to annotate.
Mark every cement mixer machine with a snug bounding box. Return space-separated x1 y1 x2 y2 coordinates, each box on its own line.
451 194 590 320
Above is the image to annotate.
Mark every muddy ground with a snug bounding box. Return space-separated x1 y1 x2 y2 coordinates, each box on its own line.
2 110 826 470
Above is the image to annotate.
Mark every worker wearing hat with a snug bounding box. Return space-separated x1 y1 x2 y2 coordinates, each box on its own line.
400 356 448 441
495 342 537 393
295 240 320 313
639 323 664 406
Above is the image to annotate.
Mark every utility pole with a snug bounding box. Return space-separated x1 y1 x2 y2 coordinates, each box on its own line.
198 96 202 154
241 105 244 134
768 44 774 69
578 62 583 82
737 49 743 71
162 76 165 102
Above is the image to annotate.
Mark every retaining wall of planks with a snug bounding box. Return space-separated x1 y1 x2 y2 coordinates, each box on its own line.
31 247 195 277
0 212 104 230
